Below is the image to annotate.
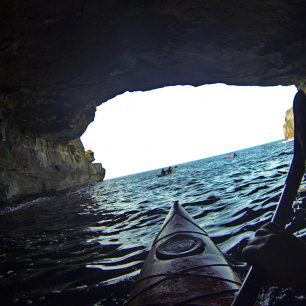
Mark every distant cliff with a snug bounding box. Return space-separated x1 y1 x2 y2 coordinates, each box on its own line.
283 107 294 140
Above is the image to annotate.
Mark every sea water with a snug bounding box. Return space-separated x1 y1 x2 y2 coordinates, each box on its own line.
1 140 305 305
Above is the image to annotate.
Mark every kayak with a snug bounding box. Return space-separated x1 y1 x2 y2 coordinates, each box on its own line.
224 154 237 160
127 201 241 306
157 169 176 178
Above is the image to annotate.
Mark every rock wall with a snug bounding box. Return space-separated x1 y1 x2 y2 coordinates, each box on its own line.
283 107 294 140
0 122 105 204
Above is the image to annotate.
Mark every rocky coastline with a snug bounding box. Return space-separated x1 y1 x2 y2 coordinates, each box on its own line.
283 107 294 141
0 123 105 204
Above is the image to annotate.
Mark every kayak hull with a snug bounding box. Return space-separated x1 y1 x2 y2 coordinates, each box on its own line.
157 169 176 177
128 202 241 306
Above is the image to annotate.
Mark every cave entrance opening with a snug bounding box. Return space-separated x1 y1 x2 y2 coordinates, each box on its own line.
81 84 297 180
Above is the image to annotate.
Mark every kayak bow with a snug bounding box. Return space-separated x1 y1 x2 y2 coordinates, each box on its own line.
128 201 241 306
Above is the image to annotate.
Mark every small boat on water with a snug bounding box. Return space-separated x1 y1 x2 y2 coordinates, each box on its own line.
157 169 176 177
224 153 238 160
157 167 176 177
127 201 241 306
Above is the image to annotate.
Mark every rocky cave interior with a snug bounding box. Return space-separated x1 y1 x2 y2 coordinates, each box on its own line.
1 0 306 204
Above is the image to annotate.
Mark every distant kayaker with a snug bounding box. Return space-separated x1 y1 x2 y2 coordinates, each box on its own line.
224 153 237 159
243 222 306 289
161 168 166 176
166 166 172 174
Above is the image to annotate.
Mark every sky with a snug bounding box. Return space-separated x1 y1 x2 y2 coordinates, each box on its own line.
81 84 297 179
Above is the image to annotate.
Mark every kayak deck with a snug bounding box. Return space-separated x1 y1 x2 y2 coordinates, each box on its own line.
128 201 241 306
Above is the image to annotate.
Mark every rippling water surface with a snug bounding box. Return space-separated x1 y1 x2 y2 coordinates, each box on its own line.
1 140 306 305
